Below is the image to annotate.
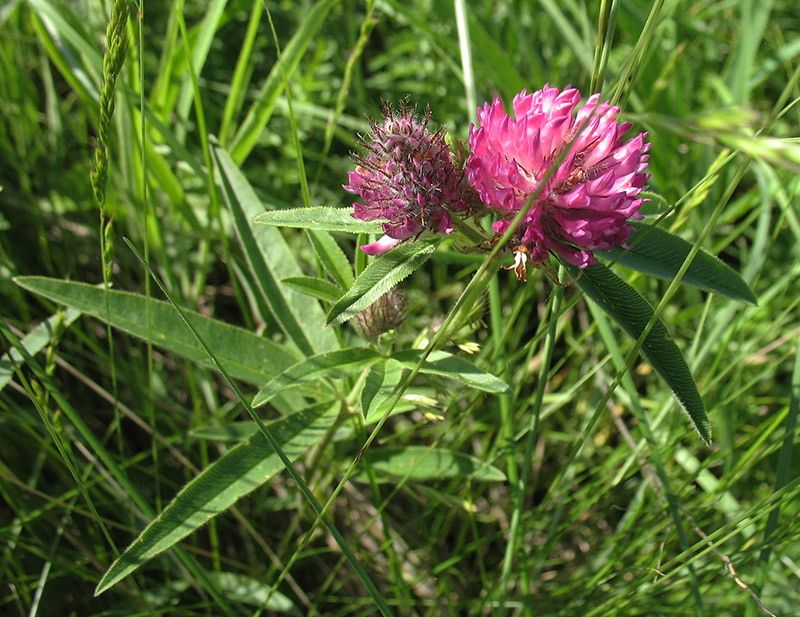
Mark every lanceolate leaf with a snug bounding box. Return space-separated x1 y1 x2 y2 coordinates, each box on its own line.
361 360 404 420
354 446 507 482
327 239 440 327
144 570 301 615
95 404 339 595
252 348 382 408
281 277 343 303
567 263 710 444
392 349 511 394
599 221 757 304
213 144 338 355
306 229 355 289
14 277 297 386
254 206 381 235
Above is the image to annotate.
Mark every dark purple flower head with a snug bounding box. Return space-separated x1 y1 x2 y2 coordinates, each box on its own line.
344 102 469 255
466 85 650 273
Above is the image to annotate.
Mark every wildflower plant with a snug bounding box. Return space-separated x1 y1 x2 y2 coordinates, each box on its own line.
13 2 794 613
257 86 756 446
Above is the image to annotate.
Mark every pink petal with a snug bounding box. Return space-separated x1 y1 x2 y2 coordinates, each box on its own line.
360 235 402 256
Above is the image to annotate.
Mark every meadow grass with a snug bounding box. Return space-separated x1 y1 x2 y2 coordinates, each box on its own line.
1 1 799 615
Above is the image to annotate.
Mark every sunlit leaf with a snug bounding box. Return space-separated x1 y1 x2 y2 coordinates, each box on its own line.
327 239 439 327
255 206 380 234
354 446 507 482
600 221 757 304
95 403 339 595
14 277 297 386
566 263 711 444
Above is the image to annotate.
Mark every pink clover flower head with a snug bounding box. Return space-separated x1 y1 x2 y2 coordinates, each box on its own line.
345 102 469 255
466 84 650 271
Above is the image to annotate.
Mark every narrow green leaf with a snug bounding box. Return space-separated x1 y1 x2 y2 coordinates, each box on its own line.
327 239 440 327
252 347 382 408
228 0 339 164
213 143 338 355
144 139 185 207
14 277 297 386
600 221 757 304
143 570 300 615
306 229 355 289
393 349 511 394
30 7 96 105
281 277 342 303
95 404 339 595
361 360 404 420
191 422 259 442
29 0 102 83
0 308 81 392
567 263 711 444
354 446 507 482
174 0 228 132
254 206 381 234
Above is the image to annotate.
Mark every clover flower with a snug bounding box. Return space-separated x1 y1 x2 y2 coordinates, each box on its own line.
345 102 469 255
466 85 650 273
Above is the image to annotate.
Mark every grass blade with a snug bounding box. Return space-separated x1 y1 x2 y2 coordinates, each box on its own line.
228 0 339 165
213 143 339 355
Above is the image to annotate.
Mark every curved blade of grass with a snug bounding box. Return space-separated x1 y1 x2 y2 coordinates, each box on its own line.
567 262 710 444
327 238 439 327
0 308 81 392
392 349 511 394
95 403 339 595
14 277 297 385
600 221 757 304
254 206 381 234
29 0 102 82
252 348 382 408
228 0 339 164
213 143 338 355
354 446 506 482
174 0 227 140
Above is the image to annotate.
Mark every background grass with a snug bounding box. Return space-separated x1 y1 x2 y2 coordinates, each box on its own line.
1 0 799 615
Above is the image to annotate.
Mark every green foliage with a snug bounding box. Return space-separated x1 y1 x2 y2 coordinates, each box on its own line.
601 221 758 304
96 403 340 595
2 1 799 616
327 238 440 326
565 262 710 444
